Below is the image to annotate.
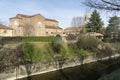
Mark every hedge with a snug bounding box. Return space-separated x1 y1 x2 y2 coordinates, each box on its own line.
0 36 56 43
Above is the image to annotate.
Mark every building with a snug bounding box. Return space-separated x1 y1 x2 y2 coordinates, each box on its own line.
64 12 89 35
64 25 86 35
64 27 78 35
0 25 13 37
86 32 104 40
9 14 63 36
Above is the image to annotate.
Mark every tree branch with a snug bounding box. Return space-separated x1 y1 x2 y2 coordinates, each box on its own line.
101 0 120 7
83 0 120 11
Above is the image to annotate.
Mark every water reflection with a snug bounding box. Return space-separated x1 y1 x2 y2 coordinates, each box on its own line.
19 57 120 80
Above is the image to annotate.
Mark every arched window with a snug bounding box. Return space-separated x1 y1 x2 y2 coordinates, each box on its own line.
37 22 42 27
14 21 19 26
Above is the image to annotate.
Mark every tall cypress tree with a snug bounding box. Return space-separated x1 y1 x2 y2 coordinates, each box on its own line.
87 10 104 33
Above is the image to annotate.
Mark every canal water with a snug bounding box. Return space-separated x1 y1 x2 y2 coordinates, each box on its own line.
19 57 120 80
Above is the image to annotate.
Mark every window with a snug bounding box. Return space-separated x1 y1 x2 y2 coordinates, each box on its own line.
14 21 19 26
3 30 7 33
51 32 53 34
63 32 65 34
46 32 48 34
37 22 42 27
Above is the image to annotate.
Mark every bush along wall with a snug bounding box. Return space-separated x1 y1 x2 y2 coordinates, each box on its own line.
0 36 56 43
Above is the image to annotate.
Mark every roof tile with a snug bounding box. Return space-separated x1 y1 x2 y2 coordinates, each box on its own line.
0 25 13 30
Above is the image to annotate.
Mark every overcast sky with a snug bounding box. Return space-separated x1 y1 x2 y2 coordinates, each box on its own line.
0 0 113 28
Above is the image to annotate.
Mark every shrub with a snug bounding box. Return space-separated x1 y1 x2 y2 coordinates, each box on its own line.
68 43 92 55
76 35 100 52
45 41 67 61
103 38 112 43
1 36 56 43
96 43 114 58
112 42 120 53
66 34 77 40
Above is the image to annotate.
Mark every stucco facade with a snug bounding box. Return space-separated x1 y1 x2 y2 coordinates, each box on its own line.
9 14 63 36
0 25 13 37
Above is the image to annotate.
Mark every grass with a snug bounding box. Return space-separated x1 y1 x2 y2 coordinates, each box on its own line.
3 42 47 49
3 42 21 49
3 41 119 63
25 42 79 61
31 42 48 48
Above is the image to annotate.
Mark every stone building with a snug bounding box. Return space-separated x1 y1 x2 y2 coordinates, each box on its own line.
64 26 86 35
0 25 13 37
9 14 63 36
64 12 89 35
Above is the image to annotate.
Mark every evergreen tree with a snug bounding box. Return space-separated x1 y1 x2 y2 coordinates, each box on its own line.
87 10 104 33
118 31 120 41
105 16 120 40
108 16 120 30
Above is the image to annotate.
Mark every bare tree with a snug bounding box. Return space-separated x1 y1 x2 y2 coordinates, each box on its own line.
23 23 35 36
83 0 120 12
71 16 85 27
0 21 3 26
21 42 40 80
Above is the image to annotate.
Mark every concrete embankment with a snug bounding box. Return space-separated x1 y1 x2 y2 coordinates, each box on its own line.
1 54 120 80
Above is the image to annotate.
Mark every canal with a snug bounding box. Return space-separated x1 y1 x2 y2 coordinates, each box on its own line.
19 57 120 80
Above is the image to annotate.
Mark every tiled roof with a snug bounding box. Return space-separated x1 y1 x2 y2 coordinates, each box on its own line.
89 32 104 37
31 14 44 17
10 13 45 19
45 25 62 29
64 27 81 33
17 14 44 17
9 16 22 19
64 27 78 30
9 14 30 19
64 26 85 30
10 14 58 22
17 14 31 18
0 25 13 30
45 18 58 22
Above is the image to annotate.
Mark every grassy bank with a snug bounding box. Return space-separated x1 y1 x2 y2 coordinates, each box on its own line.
0 35 120 79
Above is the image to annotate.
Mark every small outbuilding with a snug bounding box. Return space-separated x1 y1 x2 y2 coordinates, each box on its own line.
88 32 104 40
0 25 13 37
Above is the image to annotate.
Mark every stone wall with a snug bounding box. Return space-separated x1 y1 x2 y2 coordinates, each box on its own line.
0 53 120 80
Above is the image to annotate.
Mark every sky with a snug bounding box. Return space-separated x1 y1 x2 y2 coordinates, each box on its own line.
0 0 112 28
